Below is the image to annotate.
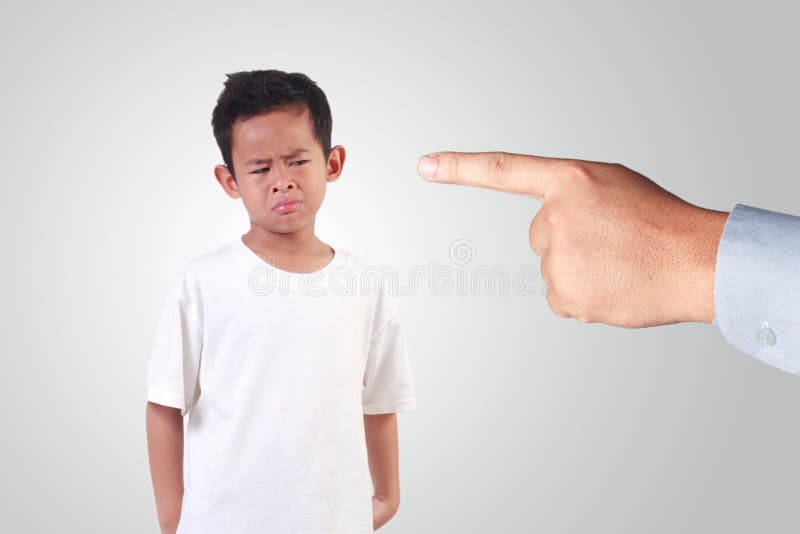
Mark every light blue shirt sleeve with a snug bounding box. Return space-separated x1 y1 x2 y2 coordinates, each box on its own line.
713 204 800 374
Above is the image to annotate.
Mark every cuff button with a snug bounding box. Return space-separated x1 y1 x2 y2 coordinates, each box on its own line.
756 322 777 347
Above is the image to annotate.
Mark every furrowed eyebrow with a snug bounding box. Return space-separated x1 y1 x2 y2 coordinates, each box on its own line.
283 148 310 159
245 148 310 166
246 157 271 166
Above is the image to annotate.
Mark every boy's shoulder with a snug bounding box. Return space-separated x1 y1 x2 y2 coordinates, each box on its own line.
333 246 399 312
161 241 237 292
335 246 368 271
332 246 392 282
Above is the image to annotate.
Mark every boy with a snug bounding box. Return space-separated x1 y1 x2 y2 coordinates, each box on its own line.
145 70 416 534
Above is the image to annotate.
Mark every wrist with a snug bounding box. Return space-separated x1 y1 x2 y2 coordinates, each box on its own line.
678 206 729 323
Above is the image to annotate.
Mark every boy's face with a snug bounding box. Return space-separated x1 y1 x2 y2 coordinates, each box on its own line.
215 105 344 237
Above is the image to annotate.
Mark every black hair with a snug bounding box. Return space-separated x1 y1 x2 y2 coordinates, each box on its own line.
211 69 332 177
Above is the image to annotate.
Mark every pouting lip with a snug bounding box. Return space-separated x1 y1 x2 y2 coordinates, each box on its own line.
272 198 303 211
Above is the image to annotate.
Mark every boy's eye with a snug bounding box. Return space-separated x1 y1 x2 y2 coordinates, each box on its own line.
251 167 270 174
289 160 309 167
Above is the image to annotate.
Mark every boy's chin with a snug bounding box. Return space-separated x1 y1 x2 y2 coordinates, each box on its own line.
261 219 312 235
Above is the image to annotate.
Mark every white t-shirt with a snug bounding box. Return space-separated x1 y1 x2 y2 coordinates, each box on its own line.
146 236 416 534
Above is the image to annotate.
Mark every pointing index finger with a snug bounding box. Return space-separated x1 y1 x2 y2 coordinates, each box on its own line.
418 151 560 199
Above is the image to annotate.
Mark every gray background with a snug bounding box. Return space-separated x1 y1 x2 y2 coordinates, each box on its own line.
2 1 799 532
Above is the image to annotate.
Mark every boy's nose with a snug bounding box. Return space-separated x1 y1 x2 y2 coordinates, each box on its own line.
271 180 296 194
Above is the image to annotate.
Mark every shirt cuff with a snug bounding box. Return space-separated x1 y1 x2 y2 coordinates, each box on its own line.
714 204 800 374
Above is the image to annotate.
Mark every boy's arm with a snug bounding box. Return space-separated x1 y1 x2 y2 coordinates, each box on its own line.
363 413 400 530
146 401 185 534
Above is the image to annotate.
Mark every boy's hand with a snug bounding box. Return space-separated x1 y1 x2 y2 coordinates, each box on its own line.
418 151 729 327
372 494 399 530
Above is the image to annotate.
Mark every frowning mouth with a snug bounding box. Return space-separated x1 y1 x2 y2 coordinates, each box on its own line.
272 200 303 214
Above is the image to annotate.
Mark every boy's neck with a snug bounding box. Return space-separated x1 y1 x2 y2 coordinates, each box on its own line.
242 224 333 271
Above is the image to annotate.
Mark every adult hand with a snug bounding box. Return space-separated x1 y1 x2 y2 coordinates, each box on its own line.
418 152 730 328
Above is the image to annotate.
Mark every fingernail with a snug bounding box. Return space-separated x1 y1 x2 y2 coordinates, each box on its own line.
418 155 438 179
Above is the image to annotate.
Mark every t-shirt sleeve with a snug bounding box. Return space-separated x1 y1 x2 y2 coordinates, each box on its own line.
362 292 416 415
146 271 203 416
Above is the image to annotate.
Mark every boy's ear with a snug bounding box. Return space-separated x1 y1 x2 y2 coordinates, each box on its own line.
326 145 346 183
214 164 241 199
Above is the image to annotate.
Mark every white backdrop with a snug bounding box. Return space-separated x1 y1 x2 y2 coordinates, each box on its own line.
1 1 799 532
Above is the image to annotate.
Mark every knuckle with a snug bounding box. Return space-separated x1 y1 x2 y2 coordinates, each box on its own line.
566 160 597 186
528 221 537 250
547 293 571 318
528 214 546 254
610 162 627 172
451 154 461 181
543 206 562 228
569 160 590 178
600 162 627 185
538 256 551 285
555 279 580 308
539 267 551 288
486 152 510 187
528 233 540 255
